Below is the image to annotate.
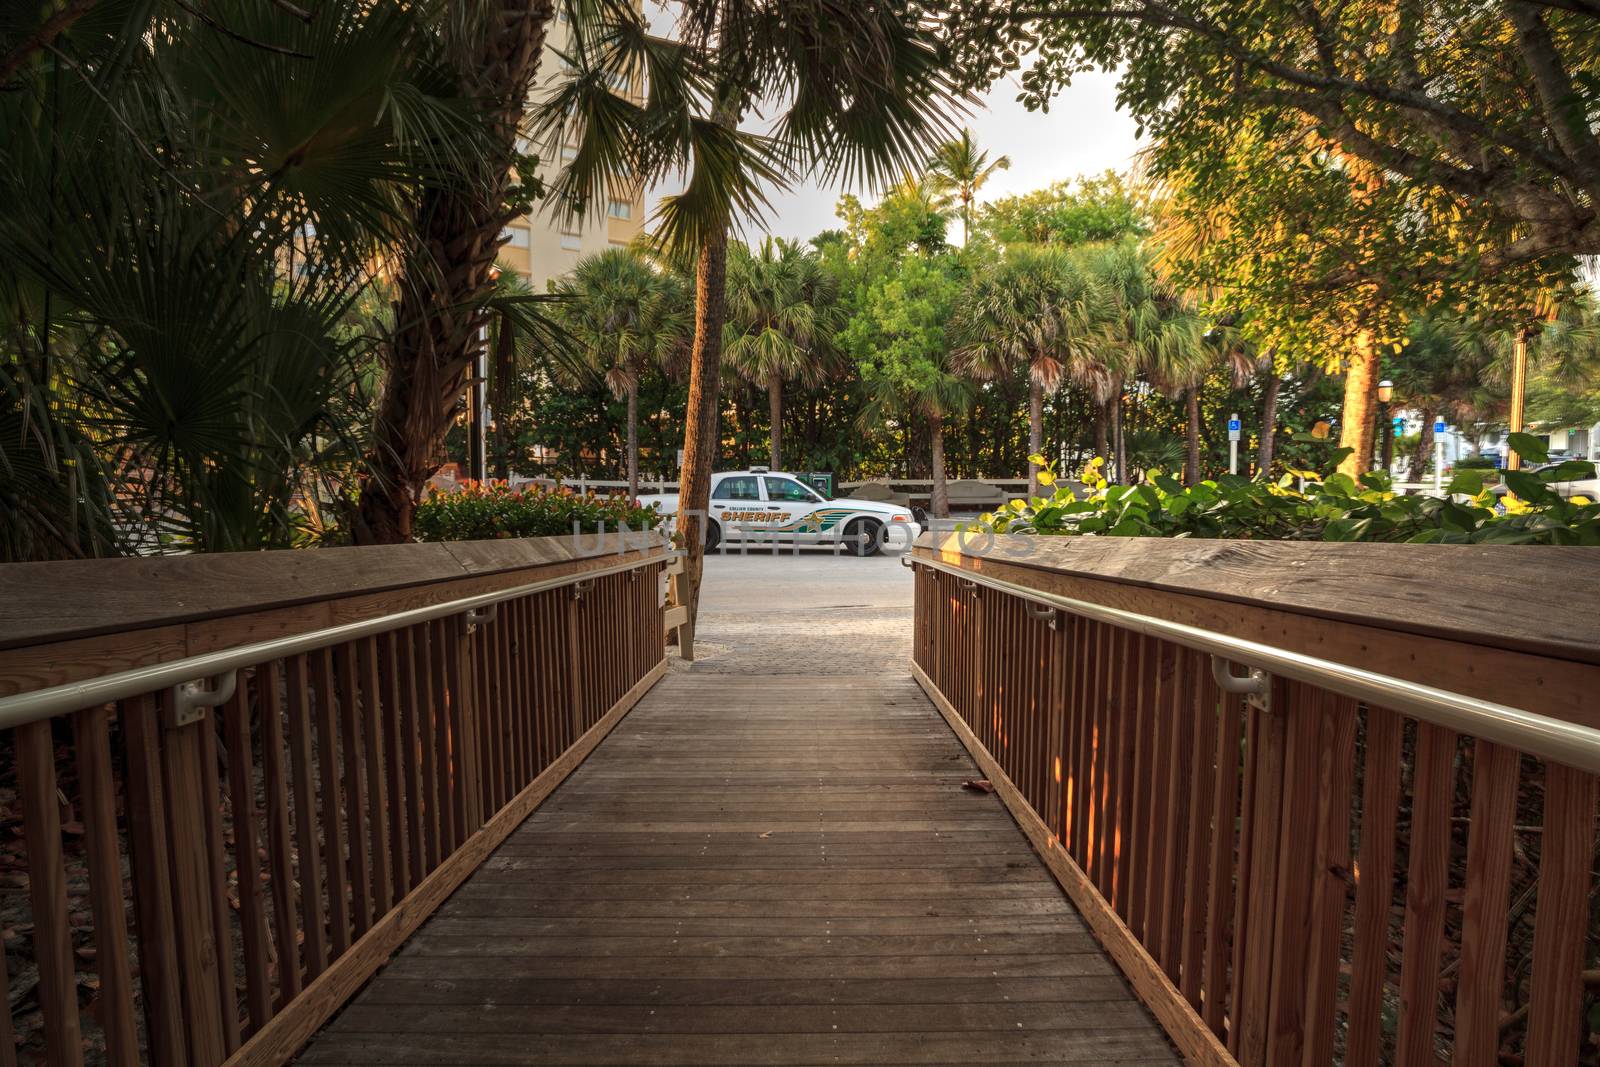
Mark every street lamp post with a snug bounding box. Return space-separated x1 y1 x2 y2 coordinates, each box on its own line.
1376 379 1394 475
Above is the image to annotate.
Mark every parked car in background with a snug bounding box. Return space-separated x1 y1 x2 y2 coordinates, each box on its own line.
639 469 920 556
1488 460 1599 501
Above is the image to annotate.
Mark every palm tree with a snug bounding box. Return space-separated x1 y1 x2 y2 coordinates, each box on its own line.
1076 240 1210 485
1 3 474 558
539 1 963 629
954 245 1103 495
557 249 690 497
354 0 567 544
927 128 1011 246
723 238 842 469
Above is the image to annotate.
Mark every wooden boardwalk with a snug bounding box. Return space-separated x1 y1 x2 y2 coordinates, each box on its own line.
299 673 1176 1065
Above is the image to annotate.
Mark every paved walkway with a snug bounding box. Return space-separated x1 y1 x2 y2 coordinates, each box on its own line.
299 554 1174 1065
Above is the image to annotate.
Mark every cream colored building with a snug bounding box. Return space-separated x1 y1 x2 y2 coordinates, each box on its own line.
499 9 646 290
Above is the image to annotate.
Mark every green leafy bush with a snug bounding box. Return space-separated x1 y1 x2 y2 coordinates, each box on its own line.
969 436 1598 545
413 482 663 542
1454 455 1498 470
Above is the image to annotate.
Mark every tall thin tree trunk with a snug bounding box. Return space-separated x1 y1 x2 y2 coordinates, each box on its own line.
1093 400 1109 467
1185 387 1202 484
677 230 730 645
1113 395 1127 485
767 370 782 469
354 0 556 543
930 411 949 519
1027 375 1044 496
1338 330 1379 478
1257 368 1281 475
1411 413 1435 481
626 382 639 499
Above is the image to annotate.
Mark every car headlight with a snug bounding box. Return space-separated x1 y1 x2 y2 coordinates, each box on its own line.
891 514 912 523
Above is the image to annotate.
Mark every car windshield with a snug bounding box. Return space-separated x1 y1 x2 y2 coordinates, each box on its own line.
764 477 822 503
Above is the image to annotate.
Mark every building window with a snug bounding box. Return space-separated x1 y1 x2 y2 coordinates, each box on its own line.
606 199 632 220
502 228 530 249
560 233 582 251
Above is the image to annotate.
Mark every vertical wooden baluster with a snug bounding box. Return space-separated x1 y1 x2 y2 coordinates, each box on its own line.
1267 684 1331 1067
0 933 17 1067
1227 704 1260 1058
1394 721 1457 1067
222 682 273 1033
1180 649 1218 1012
1201 689 1244 1039
1235 677 1287 1067
499 599 523 794
448 615 483 836
1044 614 1067 844
1073 620 1096 872
120 695 187 1066
161 709 228 1062
1345 706 1403 1066
1453 740 1518 1067
71 706 139 1065
474 619 499 816
1524 762 1598 1067
380 631 410 899
516 596 536 787
311 647 352 957
258 662 301 1006
1159 647 1194 979
195 700 241 1052
357 637 393 918
394 627 426 891
1111 629 1138 914
1142 641 1174 954
334 643 373 935
1127 635 1153 940
430 619 460 852
285 655 329 982
415 623 444 869
17 720 84 1066
566 590 584 756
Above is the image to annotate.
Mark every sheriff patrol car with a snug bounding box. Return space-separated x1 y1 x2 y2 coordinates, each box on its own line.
638 469 921 556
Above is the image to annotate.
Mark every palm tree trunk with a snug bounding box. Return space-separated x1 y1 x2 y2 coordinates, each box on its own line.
1185 387 1201 484
767 370 782 469
1411 413 1435 481
930 411 949 519
1093 400 1109 466
354 0 556 544
1113 396 1127 485
626 381 639 500
1027 375 1044 495
1257 368 1281 475
677 229 730 644
1337 330 1379 478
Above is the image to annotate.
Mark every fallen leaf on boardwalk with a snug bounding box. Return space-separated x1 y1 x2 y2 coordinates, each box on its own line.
758 831 772 839
962 779 995 794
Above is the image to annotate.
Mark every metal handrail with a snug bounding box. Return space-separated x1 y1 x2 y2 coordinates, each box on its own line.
910 554 1600 774
0 549 668 732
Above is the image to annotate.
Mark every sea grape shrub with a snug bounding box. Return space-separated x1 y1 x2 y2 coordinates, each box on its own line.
970 440 1598 546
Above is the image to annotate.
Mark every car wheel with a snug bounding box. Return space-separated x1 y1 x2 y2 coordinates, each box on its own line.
843 518 883 557
704 519 722 552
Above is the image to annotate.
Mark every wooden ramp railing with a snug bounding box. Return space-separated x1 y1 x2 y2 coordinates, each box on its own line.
0 533 668 1066
910 535 1600 1067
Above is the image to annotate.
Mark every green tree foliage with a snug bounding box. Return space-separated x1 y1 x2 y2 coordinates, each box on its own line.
926 128 1011 245
977 172 1146 247
723 238 844 469
555 249 691 497
938 1 1600 275
0 1 481 558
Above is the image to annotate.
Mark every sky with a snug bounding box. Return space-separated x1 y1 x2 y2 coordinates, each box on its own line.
644 68 1145 243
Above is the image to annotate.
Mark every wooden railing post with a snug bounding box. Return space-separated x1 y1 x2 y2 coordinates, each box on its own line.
16 721 83 1067
450 616 485 834
160 711 230 1063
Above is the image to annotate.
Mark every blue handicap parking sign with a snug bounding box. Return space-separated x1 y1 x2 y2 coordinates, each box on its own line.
1433 419 1446 433
1227 418 1241 432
